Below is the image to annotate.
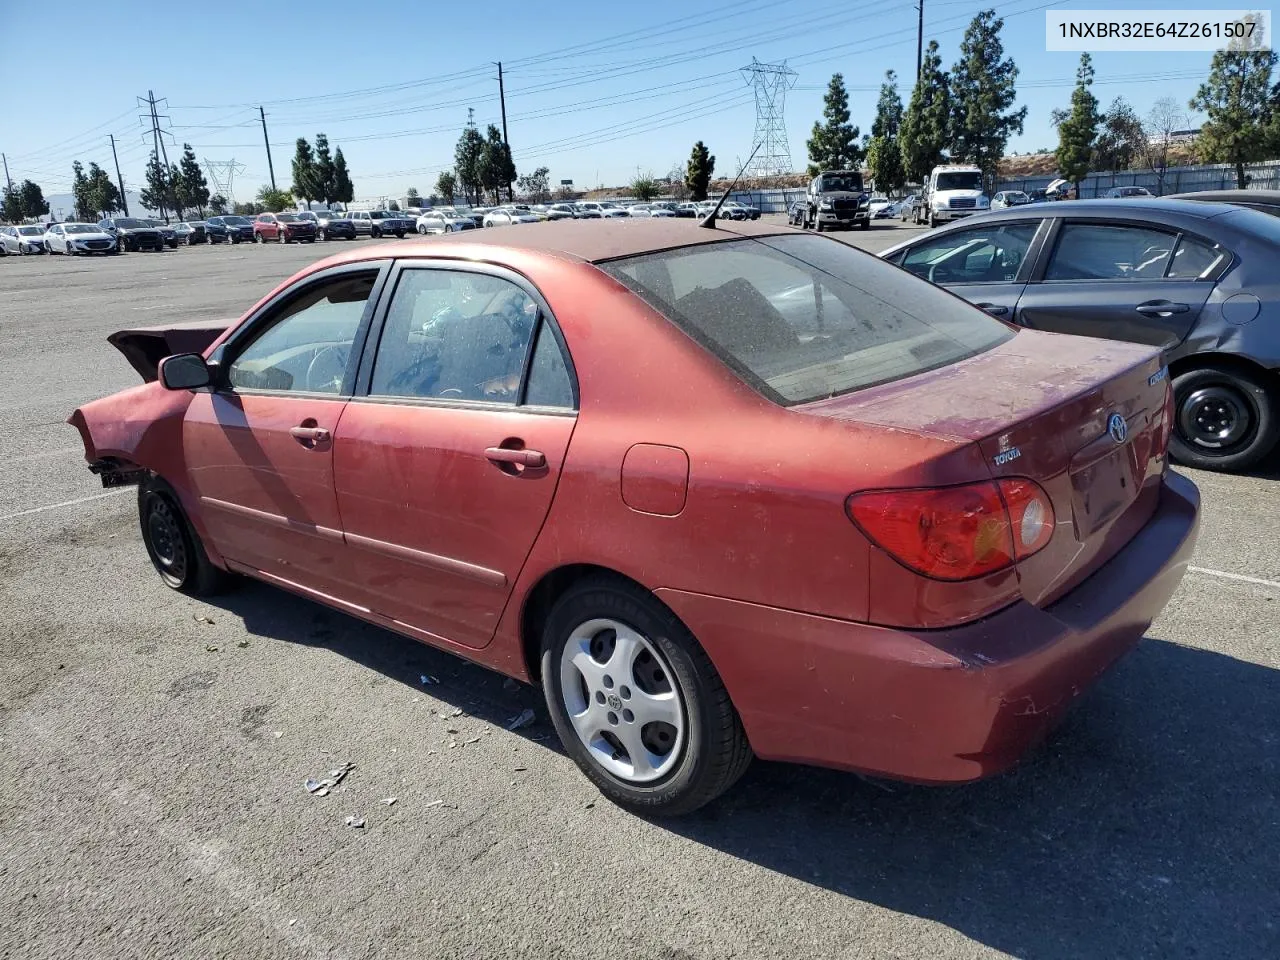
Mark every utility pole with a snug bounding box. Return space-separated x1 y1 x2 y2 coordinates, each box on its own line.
259 106 277 192
495 61 512 201
1 153 12 194
916 0 925 81
109 135 129 216
146 91 168 220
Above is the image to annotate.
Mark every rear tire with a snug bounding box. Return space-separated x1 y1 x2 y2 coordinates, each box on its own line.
138 477 231 597
540 575 752 817
1169 364 1279 471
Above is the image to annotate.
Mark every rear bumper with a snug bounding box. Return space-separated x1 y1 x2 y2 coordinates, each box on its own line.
657 470 1200 783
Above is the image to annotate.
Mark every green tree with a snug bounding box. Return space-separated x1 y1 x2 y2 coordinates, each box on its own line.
900 41 951 182
313 133 336 204
209 193 229 215
1 184 19 221
291 137 319 203
866 70 906 194
685 140 715 200
807 73 862 174
949 9 1027 190
405 187 421 207
1054 54 1099 191
85 162 122 218
233 201 264 216
1192 18 1276 189
332 148 354 204
71 161 93 221
478 124 515 203
256 185 294 212
16 179 49 219
1093 97 1145 171
516 165 551 202
630 173 660 201
174 143 210 217
454 126 486 205
140 152 171 218
435 171 457 204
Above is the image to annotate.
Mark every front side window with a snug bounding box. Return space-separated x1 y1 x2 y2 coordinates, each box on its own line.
1045 223 1177 280
600 234 1013 405
900 220 1040 284
369 269 542 404
226 272 377 394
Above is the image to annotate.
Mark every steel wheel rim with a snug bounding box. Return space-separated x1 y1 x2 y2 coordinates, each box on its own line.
559 618 686 784
1178 384 1254 450
146 497 188 585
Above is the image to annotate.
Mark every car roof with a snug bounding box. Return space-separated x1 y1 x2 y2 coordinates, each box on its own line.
967 197 1245 219
1166 189 1280 205
311 218 796 267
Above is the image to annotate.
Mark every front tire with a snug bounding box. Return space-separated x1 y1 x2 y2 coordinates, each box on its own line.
1169 364 1278 471
138 477 230 596
541 576 752 817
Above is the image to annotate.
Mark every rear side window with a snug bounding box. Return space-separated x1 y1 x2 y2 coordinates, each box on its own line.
1044 223 1176 280
599 234 1013 405
1165 235 1227 278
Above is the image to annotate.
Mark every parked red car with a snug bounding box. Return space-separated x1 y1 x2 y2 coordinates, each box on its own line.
253 212 317 244
70 220 1199 815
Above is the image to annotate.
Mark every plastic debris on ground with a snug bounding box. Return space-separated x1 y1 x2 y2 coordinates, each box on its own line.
419 674 439 686
506 708 536 731
344 816 365 829
424 799 444 808
204 645 219 653
193 614 215 625
304 762 354 798
236 640 250 648
382 797 397 806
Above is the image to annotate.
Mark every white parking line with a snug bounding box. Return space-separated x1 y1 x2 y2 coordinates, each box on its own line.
1187 566 1280 591
0 488 129 522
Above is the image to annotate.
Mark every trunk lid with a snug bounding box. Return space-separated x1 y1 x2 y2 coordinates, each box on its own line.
801 329 1171 608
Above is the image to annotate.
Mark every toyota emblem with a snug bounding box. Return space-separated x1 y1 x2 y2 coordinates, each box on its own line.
1108 413 1128 444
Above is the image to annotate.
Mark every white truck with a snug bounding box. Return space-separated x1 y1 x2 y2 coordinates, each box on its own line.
914 164 990 228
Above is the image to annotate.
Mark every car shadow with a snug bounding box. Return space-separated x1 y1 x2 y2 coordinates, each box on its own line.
203 583 1278 958
664 639 1280 959
208 580 557 749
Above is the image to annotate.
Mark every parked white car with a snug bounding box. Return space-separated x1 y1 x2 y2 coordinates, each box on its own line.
44 222 119 255
991 190 1031 208
416 211 478 234
627 203 675 218
1 224 51 254
584 201 629 218
482 208 542 227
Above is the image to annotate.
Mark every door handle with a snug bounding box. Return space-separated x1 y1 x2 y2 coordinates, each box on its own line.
485 446 546 468
975 302 1008 316
1135 300 1189 316
289 425 331 445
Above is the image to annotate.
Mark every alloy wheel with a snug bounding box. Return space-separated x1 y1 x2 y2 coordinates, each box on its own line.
558 618 685 783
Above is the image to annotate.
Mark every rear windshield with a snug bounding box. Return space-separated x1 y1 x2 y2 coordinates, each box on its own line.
599 234 1013 405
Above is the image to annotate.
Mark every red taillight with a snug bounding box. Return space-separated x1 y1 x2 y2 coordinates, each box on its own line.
846 479 1054 581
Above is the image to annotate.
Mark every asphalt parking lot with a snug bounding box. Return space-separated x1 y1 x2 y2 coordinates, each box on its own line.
2 220 1278 960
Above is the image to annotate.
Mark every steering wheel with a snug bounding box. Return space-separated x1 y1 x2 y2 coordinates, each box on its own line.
305 344 350 392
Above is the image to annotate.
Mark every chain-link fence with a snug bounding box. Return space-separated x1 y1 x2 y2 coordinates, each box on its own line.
997 160 1280 198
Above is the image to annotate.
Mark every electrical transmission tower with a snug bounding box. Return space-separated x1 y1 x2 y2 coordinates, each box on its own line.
740 59 798 178
204 159 246 203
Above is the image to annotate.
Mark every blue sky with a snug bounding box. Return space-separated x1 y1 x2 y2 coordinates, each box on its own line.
0 0 1218 204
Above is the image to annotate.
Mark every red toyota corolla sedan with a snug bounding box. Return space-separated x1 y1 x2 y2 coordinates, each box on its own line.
70 219 1199 815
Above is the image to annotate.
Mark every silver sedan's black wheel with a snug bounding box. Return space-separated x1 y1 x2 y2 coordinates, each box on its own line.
1170 364 1278 471
541 576 751 816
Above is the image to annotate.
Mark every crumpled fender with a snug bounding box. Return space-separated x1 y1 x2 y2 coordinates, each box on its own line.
67 381 225 568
